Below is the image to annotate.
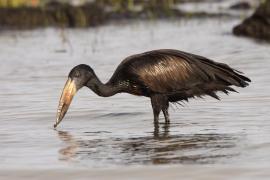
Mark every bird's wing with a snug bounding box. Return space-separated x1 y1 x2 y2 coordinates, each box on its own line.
127 49 250 99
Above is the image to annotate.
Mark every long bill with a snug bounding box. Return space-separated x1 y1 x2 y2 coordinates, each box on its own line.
54 78 77 128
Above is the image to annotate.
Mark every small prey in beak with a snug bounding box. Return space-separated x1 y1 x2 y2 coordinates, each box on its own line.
54 78 77 128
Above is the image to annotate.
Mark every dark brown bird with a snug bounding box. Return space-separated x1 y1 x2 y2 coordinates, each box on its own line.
54 49 251 128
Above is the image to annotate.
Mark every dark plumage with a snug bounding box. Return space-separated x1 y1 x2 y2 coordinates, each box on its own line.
54 49 251 127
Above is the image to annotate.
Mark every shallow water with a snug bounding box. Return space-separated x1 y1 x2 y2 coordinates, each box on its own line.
0 18 270 170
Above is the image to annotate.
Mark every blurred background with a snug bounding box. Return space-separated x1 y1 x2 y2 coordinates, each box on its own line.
1 0 270 179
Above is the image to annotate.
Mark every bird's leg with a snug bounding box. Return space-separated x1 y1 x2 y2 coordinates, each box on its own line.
152 104 161 124
162 100 170 123
151 95 162 124
162 108 170 123
151 94 170 124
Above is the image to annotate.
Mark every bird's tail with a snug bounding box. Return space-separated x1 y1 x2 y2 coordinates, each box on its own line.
168 58 251 101
196 58 251 100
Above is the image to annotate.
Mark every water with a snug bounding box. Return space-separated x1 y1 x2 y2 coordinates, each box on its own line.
0 18 270 170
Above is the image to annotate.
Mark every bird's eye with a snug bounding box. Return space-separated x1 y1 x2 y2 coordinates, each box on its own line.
74 71 80 77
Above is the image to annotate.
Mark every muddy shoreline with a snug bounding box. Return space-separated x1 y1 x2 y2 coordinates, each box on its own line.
0 2 106 29
0 1 233 30
233 0 270 41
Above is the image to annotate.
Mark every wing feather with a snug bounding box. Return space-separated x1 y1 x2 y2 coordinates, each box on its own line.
110 49 251 100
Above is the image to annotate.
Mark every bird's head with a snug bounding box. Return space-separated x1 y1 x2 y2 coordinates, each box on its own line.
54 64 95 128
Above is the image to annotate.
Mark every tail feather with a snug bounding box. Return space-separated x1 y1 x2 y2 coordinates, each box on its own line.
207 91 220 100
160 50 251 102
193 55 251 88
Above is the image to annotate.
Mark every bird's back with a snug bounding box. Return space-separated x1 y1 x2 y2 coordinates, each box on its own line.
109 49 251 101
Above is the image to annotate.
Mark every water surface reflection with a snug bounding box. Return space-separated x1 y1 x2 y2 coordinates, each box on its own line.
57 124 240 166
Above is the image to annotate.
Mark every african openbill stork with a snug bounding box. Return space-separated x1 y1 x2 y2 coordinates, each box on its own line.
54 49 251 128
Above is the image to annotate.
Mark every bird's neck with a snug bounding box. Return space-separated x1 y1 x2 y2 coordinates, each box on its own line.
86 76 120 97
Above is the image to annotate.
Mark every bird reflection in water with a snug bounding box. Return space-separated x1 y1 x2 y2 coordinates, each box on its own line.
56 124 240 165
153 122 170 138
57 131 79 162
